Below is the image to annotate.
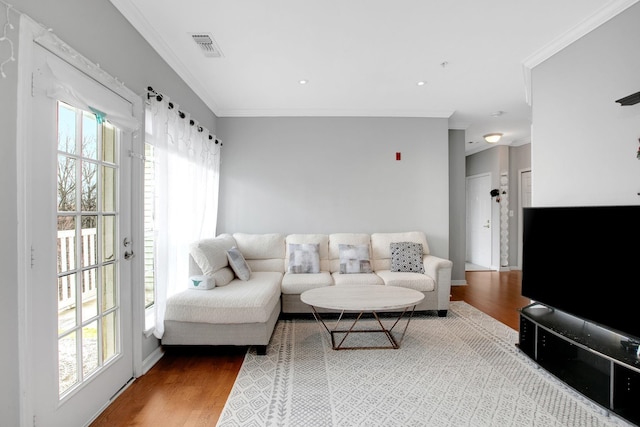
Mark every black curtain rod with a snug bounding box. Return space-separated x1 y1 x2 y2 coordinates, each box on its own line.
147 86 220 144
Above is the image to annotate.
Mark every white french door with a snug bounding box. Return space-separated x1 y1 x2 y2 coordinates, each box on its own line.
28 44 134 426
466 173 492 268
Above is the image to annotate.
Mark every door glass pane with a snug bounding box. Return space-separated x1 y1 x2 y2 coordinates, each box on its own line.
143 143 155 309
81 161 97 212
102 215 115 262
82 268 98 321
58 331 78 395
102 263 116 311
57 216 76 273
81 215 97 267
58 273 77 332
102 311 117 362
82 321 99 377
58 155 76 211
82 112 98 160
102 165 116 212
57 102 76 154
103 123 116 164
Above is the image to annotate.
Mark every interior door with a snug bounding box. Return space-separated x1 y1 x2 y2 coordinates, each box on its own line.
466 173 492 268
28 44 134 426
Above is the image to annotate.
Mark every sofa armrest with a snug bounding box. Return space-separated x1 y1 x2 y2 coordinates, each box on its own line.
423 255 453 310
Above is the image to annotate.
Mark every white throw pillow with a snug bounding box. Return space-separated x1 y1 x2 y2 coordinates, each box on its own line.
338 244 372 274
226 247 251 281
288 243 320 274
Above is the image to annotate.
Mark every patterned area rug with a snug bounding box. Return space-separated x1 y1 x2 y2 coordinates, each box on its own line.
216 301 632 427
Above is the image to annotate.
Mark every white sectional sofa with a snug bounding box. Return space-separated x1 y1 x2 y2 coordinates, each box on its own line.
161 231 453 355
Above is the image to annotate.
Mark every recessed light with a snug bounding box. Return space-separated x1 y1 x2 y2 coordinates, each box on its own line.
417 81 426 86
298 79 308 85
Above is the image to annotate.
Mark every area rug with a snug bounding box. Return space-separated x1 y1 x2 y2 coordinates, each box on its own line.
216 301 632 427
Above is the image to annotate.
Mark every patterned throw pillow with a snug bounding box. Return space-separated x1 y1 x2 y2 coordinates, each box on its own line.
338 244 372 274
226 247 251 281
288 243 320 274
390 242 425 273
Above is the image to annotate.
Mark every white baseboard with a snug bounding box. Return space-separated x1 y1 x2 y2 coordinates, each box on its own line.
142 346 164 375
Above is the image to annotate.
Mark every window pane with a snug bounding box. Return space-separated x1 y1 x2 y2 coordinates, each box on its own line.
57 102 76 154
57 155 76 211
57 216 76 273
102 263 116 311
102 311 117 363
101 166 116 212
82 112 98 160
58 331 78 395
82 321 99 377
81 161 97 212
102 215 115 262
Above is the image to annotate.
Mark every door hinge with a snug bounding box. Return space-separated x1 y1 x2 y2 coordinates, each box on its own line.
30 245 35 268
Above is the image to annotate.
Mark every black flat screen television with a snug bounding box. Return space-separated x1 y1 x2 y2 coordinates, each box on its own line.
522 205 640 340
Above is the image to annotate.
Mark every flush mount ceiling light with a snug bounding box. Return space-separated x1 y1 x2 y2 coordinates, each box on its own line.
483 133 503 144
298 79 309 85
417 81 426 86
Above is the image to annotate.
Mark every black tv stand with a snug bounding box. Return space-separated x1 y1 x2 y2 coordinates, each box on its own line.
518 303 640 426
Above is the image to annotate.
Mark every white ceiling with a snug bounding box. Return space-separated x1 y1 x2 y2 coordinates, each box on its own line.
110 0 633 154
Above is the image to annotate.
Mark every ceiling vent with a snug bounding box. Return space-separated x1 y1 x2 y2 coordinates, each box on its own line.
191 33 223 58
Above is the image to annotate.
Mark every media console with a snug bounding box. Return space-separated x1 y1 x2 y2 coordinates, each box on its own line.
518 303 640 425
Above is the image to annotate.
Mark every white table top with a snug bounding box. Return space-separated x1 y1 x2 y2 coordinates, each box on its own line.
300 285 424 311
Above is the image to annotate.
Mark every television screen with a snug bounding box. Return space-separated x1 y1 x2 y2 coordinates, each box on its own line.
522 205 640 340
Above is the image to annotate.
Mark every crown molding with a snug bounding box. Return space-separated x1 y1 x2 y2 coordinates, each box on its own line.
521 0 639 105
216 108 455 118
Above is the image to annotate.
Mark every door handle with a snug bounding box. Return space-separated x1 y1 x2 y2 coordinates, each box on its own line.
124 250 135 260
483 220 490 228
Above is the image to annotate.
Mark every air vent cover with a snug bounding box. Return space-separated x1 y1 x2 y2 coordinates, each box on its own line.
191 33 223 58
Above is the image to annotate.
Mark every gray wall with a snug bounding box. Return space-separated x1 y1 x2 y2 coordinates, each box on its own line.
217 117 451 258
0 5 21 425
531 2 640 206
449 130 467 283
1 2 217 423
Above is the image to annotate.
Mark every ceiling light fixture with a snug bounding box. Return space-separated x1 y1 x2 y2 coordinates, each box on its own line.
298 79 308 85
483 133 503 144
417 81 426 86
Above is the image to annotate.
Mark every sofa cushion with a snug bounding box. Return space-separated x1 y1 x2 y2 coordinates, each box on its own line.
232 233 285 260
390 242 425 273
332 272 383 286
287 243 320 273
165 271 282 324
375 270 435 292
227 247 251 281
189 234 237 276
281 271 333 294
338 244 373 274
211 267 235 287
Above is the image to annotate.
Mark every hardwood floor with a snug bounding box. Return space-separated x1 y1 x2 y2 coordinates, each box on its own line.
91 270 530 427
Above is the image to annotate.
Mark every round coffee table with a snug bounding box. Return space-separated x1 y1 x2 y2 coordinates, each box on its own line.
301 285 424 350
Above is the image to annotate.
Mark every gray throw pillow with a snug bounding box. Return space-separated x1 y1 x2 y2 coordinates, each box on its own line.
288 243 320 273
390 242 425 273
226 247 251 281
338 244 372 274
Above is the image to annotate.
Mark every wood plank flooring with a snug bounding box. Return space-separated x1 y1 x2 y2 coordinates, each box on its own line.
91 270 529 427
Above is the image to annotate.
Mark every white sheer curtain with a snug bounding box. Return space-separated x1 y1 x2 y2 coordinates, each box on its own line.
146 95 220 339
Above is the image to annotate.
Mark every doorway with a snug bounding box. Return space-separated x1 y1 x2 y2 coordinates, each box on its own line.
26 42 136 426
466 173 492 270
